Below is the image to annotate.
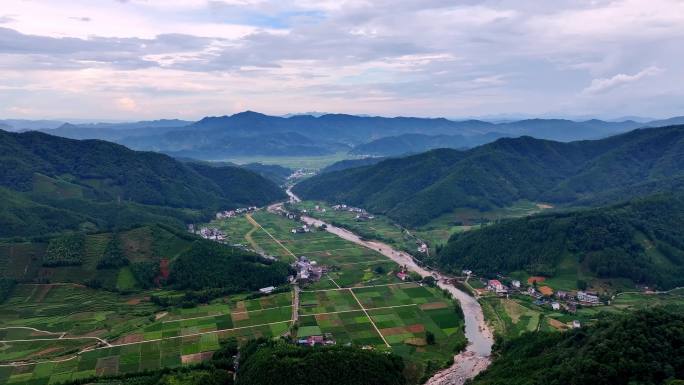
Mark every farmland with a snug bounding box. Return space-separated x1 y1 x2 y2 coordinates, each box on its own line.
1 209 466 385
290 200 549 260
212 210 468 382
479 289 684 342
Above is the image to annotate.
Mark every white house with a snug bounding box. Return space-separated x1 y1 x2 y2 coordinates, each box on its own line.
511 280 521 288
259 286 275 294
551 302 560 310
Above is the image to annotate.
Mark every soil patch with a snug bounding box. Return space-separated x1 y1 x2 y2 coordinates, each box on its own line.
527 276 546 284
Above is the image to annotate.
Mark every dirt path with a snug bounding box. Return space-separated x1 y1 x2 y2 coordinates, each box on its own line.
347 288 391 348
245 213 297 259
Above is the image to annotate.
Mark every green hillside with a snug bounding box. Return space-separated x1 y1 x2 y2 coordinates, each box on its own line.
236 339 406 385
0 224 289 294
438 194 684 289
0 130 286 239
471 308 684 385
293 125 684 227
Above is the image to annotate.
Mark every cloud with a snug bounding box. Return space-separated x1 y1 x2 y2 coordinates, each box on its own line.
0 0 683 119
69 17 92 22
583 66 663 94
0 15 15 24
115 97 138 111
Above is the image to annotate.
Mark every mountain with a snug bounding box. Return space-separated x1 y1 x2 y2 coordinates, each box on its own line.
293 125 684 227
0 129 286 238
152 131 345 159
0 119 65 131
471 309 684 385
322 157 388 173
349 133 507 156
438 193 684 289
21 112 683 161
42 119 192 141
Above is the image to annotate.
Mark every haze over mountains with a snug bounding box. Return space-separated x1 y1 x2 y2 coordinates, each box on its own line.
3 112 684 160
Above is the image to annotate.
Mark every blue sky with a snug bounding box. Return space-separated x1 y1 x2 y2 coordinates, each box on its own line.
0 0 683 120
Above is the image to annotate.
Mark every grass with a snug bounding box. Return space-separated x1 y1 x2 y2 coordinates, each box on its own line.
216 152 354 170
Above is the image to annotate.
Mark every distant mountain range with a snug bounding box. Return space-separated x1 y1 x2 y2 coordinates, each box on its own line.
3 112 683 160
293 124 684 227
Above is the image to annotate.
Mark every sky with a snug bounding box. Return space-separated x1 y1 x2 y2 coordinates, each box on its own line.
1 0 683 120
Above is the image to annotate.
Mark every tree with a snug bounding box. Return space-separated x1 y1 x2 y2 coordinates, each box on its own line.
426 331 436 345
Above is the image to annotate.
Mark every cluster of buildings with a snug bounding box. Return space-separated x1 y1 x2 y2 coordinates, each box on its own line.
293 256 326 283
288 168 316 180
297 333 336 347
215 206 257 219
196 227 227 242
482 277 603 312
331 204 375 221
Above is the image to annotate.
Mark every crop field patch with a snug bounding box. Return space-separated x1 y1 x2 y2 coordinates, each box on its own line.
297 311 384 347
299 290 361 315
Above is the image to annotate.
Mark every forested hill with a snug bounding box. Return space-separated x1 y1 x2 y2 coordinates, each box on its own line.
471 309 684 385
0 129 285 238
438 194 684 289
293 125 684 227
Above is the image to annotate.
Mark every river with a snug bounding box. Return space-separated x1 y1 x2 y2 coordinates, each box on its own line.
283 188 493 385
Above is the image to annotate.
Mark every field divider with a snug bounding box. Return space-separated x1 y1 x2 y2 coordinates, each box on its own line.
87 320 293 350
163 305 293 323
347 288 391 348
302 303 417 317
300 281 417 293
246 214 297 259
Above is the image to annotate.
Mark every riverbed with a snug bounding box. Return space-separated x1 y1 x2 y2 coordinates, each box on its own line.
284 188 493 385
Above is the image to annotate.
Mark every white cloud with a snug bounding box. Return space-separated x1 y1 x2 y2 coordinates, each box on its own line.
115 97 138 111
0 0 683 119
583 66 663 95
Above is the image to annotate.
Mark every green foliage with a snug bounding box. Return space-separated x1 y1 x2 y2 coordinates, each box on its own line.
236 339 406 385
168 241 290 291
472 308 684 385
294 125 684 227
439 194 684 289
43 233 85 266
0 130 285 239
130 261 160 289
426 330 436 345
97 234 129 269
0 278 15 303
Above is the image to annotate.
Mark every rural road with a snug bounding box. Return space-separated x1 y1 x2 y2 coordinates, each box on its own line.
284 187 493 385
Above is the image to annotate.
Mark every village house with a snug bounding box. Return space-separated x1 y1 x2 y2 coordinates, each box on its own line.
462 269 472 276
297 334 336 347
396 265 409 281
355 212 375 221
487 279 507 294
291 225 311 234
577 291 600 305
294 256 325 283
417 243 428 253
259 286 275 294
511 280 521 289
555 290 568 300
551 302 561 311
215 210 236 219
199 227 227 242
572 320 581 328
